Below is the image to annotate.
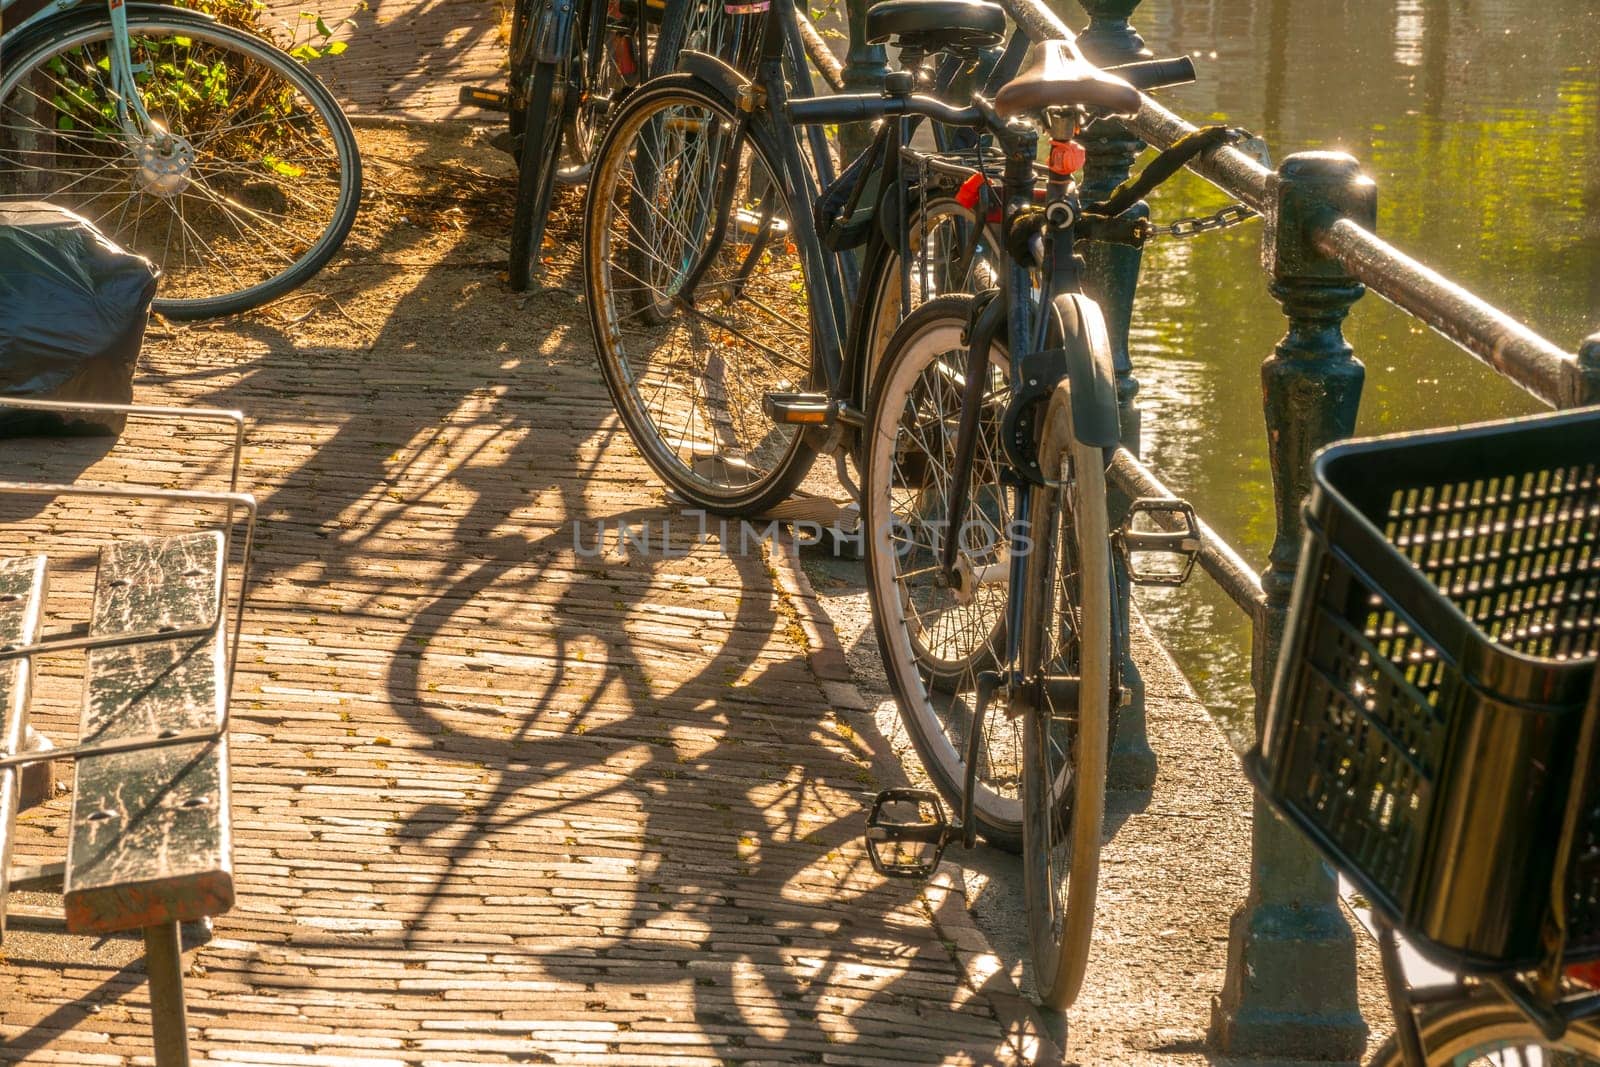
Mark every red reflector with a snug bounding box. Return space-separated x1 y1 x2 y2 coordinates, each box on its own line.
1049 139 1086 177
613 36 635 77
955 173 983 210
955 173 1003 223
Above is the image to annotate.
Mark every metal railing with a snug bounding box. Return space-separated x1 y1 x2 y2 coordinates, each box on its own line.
838 0 1600 1056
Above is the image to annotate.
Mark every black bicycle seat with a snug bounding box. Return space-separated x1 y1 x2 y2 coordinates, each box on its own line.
994 40 1141 119
865 0 1007 55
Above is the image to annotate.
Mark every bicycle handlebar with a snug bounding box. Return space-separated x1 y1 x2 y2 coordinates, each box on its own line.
785 93 985 129
1104 56 1196 93
784 54 1195 128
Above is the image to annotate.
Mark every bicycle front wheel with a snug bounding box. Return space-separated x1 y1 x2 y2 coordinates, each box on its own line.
1370 990 1600 1065
0 9 361 319
583 76 816 514
1019 317 1113 1010
863 294 1021 848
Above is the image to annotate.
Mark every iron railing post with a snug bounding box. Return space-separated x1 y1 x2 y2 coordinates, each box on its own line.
839 0 889 161
1076 0 1156 791
1577 333 1600 407
1210 151 1373 1059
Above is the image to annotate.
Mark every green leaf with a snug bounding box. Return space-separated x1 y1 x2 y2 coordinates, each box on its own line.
291 43 320 60
325 40 348 55
57 114 77 131
174 35 191 46
315 15 332 37
262 153 306 177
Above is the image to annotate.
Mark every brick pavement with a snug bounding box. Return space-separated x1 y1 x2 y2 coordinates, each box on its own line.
264 0 509 123
0 123 1054 1065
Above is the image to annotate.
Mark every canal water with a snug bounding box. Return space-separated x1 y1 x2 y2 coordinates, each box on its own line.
1084 0 1600 744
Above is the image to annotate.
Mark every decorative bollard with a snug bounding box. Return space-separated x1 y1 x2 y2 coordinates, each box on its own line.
1577 333 1600 407
1076 0 1157 792
1209 152 1373 1060
839 0 889 162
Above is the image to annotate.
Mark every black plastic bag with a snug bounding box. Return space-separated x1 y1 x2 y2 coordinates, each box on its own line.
0 202 160 436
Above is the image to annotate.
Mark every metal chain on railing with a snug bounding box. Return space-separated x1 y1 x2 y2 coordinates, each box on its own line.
1143 202 1259 240
1141 129 1267 241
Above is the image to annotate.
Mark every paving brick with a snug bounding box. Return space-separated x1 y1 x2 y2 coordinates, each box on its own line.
0 111 1025 1063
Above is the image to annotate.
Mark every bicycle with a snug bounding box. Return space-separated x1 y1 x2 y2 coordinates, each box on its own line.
462 0 780 290
0 0 362 319
1246 408 1600 1063
581 0 1204 1007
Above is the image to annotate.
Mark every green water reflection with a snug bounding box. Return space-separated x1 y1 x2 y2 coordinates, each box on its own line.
1079 0 1600 744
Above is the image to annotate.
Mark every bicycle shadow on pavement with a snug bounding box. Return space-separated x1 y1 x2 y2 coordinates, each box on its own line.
65 121 1038 1063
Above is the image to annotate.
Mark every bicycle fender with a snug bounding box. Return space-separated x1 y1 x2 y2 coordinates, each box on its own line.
534 0 580 64
1050 293 1121 450
2 3 216 58
674 50 749 111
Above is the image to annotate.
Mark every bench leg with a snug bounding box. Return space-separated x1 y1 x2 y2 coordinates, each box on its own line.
144 921 191 1067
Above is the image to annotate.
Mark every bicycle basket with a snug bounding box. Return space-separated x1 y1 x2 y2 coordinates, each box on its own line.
1249 405 1600 973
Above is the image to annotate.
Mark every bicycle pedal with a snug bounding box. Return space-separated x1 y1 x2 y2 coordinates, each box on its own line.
864 788 950 879
1117 496 1202 586
458 86 512 111
764 392 832 426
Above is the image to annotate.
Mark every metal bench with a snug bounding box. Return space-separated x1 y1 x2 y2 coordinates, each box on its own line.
0 399 255 1067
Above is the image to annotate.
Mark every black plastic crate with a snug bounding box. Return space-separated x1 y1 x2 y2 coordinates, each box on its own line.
1251 406 1600 973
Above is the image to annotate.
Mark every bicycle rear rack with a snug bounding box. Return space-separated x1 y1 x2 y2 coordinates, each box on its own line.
0 397 257 1067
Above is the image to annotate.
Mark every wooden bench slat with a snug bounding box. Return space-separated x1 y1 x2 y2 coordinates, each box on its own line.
64 532 233 935
0 555 47 938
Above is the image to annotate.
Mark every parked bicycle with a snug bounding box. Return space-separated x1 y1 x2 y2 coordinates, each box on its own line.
0 0 362 319
1248 408 1600 1064
462 0 790 291
581 0 1211 1007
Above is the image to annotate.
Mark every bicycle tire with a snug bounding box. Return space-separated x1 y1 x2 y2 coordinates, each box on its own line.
1019 298 1113 1010
863 294 1022 849
508 54 573 291
1369 989 1600 1065
583 74 816 515
0 8 361 319
508 0 538 162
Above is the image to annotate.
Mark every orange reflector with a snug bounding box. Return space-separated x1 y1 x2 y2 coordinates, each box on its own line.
1049 139 1086 177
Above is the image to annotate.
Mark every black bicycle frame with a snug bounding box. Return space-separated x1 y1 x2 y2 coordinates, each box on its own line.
676 0 1033 430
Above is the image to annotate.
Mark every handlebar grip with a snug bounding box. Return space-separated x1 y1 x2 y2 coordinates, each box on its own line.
1104 56 1197 93
785 94 899 126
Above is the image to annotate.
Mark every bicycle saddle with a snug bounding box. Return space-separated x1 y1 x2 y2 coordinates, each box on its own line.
994 40 1142 119
865 0 1007 55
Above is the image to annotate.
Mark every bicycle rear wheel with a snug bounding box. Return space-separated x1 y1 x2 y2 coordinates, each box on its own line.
0 9 361 319
1019 316 1113 1010
583 76 816 514
649 0 763 77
